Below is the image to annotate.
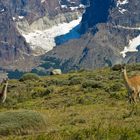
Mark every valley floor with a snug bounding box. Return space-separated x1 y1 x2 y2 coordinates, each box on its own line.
0 65 140 140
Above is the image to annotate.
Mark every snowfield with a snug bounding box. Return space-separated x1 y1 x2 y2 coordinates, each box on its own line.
120 34 140 58
114 25 140 58
22 17 82 55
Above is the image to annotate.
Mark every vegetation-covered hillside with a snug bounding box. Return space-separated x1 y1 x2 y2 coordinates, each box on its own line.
1 64 140 140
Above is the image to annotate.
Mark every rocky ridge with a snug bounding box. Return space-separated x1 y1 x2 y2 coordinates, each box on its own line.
37 0 140 73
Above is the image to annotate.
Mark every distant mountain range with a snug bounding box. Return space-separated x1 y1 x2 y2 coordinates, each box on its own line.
33 0 140 74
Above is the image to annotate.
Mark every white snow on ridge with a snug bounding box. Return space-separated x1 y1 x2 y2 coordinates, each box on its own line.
70 6 78 11
12 17 16 21
22 17 82 55
60 0 86 10
1 9 5 12
117 0 128 14
41 0 45 3
79 4 85 8
118 7 127 14
121 34 140 57
61 5 68 9
113 25 140 30
18 16 24 19
117 0 129 7
114 25 140 58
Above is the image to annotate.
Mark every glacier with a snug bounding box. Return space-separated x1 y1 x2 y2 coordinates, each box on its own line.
22 17 82 55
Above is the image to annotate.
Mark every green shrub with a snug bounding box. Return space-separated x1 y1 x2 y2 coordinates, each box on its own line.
112 64 122 71
105 83 123 93
82 80 103 89
32 86 53 97
69 77 83 85
46 79 69 86
19 73 40 81
0 110 46 136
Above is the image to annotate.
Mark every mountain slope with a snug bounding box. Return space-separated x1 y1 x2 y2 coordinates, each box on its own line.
0 0 84 71
38 0 140 73
0 1 37 71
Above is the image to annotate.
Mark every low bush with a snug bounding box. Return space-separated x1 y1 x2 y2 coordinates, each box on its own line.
0 110 46 136
69 77 84 85
19 73 40 81
82 80 103 89
32 86 53 97
105 83 123 93
46 79 69 86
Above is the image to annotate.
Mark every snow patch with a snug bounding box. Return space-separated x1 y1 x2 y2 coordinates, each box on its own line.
70 6 78 11
22 17 82 55
121 34 140 57
117 0 129 7
18 16 24 19
118 8 127 14
61 5 68 9
1 9 5 12
114 25 140 30
117 0 129 14
12 17 16 21
79 4 85 8
41 0 45 3
60 0 85 11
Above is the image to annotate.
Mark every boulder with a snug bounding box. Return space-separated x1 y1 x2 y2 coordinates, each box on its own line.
50 69 62 75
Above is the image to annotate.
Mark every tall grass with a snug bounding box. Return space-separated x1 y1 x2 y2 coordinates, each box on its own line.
0 110 46 136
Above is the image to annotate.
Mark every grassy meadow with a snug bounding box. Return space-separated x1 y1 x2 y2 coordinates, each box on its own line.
0 64 140 139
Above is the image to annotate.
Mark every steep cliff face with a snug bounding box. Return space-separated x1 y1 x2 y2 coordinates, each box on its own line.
37 0 140 73
0 1 37 71
2 0 82 24
81 0 113 33
81 0 140 31
8 0 83 22
110 0 140 27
